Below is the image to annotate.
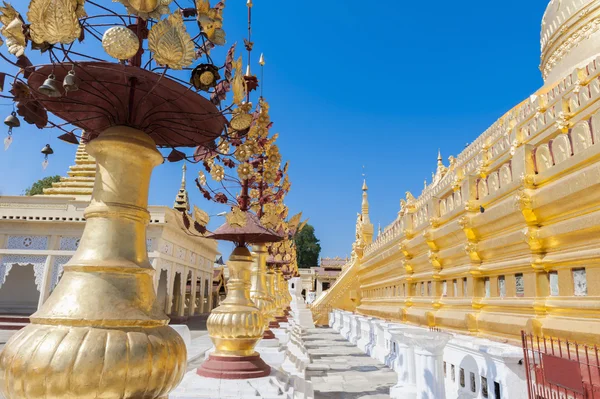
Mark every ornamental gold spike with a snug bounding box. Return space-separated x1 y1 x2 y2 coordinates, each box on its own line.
148 12 195 70
27 0 82 45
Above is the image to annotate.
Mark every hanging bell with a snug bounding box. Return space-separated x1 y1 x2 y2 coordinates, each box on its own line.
4 111 20 128
38 74 62 98
63 70 79 93
41 144 54 170
41 143 54 156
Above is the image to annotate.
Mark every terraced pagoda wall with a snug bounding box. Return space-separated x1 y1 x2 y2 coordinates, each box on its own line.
316 56 600 345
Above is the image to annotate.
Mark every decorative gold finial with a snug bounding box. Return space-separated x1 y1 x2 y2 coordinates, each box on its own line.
247 0 253 7
245 64 251 76
259 53 265 66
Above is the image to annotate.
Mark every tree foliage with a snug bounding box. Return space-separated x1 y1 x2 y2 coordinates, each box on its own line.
294 224 321 268
25 175 61 196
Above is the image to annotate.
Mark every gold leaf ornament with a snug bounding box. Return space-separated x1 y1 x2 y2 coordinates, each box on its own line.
0 2 26 56
148 12 195 70
114 0 171 20
261 208 279 230
102 26 140 60
27 0 82 45
226 207 246 228
231 56 246 105
194 205 210 226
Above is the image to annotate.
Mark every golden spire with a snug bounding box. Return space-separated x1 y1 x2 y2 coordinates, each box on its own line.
360 179 373 244
173 162 190 212
43 142 96 199
361 179 369 218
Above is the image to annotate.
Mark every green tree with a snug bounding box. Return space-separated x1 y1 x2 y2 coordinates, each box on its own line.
294 224 321 268
24 175 61 196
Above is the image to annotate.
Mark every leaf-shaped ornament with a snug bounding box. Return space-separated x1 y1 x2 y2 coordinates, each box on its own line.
231 56 246 105
2 17 26 56
0 2 18 27
27 0 81 44
148 12 195 70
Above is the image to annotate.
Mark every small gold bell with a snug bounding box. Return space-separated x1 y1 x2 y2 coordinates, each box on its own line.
62 70 79 93
4 111 20 128
38 74 62 98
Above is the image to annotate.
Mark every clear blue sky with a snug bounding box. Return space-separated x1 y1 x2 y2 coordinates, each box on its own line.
0 0 548 260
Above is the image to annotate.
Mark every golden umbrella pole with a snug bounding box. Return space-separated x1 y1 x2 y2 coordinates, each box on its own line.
0 127 186 399
250 244 276 339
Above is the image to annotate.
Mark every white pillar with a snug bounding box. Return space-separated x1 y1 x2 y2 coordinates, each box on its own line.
349 314 360 345
406 331 451 399
208 274 214 310
177 267 187 317
199 274 205 314
37 235 59 309
165 267 174 315
151 258 160 293
189 269 197 316
389 328 423 399
357 316 374 354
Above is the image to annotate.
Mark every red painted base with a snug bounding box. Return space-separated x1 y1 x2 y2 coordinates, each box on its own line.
197 354 271 379
269 320 280 329
263 329 276 339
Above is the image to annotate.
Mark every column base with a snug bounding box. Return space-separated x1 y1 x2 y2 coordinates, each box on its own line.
197 354 271 380
269 320 281 328
263 329 276 339
390 384 417 399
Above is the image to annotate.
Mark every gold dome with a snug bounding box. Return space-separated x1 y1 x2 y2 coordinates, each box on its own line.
541 0 600 83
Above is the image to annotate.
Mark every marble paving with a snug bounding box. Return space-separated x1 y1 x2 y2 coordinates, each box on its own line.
303 328 396 399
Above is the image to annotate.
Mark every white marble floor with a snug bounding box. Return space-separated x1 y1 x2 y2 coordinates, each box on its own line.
303 328 397 399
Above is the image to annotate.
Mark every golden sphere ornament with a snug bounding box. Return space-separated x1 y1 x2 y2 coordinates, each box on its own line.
102 26 140 60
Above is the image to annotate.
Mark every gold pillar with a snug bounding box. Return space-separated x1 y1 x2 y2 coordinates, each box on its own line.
249 244 275 338
273 265 286 319
206 246 265 356
266 264 280 328
199 245 270 379
0 127 186 399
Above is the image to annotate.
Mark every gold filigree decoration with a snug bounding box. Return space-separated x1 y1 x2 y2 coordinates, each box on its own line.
102 26 140 60
226 207 246 228
148 12 195 70
0 2 26 57
260 206 279 230
194 205 210 227
114 0 171 20
27 0 83 45
196 0 225 45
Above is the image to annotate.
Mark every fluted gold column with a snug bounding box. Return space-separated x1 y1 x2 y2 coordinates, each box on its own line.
273 265 287 321
198 245 271 379
249 244 276 339
266 264 280 328
0 127 186 399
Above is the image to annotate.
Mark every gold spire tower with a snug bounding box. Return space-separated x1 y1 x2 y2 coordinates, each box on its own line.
361 180 374 244
174 163 190 213
43 142 96 199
